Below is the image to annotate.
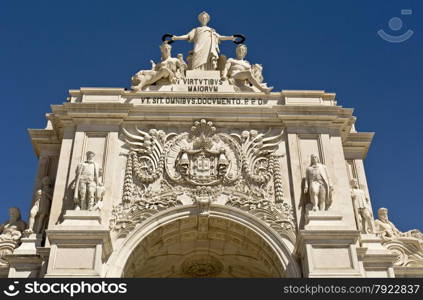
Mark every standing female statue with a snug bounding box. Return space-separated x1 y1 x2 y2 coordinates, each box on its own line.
171 11 235 70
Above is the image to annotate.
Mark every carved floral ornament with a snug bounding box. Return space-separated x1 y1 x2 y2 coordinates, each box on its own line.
110 120 295 240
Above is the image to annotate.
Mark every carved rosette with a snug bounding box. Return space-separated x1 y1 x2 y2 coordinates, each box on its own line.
111 119 295 240
181 255 224 277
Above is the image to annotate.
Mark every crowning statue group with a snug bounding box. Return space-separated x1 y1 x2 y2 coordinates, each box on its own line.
131 11 273 93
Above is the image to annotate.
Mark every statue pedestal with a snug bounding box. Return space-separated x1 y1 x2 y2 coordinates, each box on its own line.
145 70 238 93
5 234 43 278
299 211 362 277
14 233 42 255
305 210 347 230
45 210 112 278
356 234 396 277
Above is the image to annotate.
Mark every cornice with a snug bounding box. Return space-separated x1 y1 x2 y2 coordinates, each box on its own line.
27 129 60 157
29 89 373 158
343 132 375 160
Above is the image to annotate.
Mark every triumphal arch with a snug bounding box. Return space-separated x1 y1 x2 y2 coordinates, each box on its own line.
1 12 423 278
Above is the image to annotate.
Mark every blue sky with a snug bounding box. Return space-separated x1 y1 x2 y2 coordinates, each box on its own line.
0 0 422 231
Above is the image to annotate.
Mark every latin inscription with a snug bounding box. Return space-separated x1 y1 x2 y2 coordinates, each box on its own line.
178 78 222 92
139 97 268 105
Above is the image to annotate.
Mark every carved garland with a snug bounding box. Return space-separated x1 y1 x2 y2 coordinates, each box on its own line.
271 155 285 204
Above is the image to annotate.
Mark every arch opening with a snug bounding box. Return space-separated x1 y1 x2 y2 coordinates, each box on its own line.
122 216 287 277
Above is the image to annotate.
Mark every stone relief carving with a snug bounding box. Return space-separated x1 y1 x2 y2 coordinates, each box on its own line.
110 119 295 239
0 207 27 267
171 11 236 71
26 176 53 234
222 44 273 93
376 207 423 267
131 42 187 91
72 151 104 211
181 255 224 277
350 179 374 234
303 154 333 211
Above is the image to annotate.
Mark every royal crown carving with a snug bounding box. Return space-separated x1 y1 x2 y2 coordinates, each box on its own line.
110 120 295 239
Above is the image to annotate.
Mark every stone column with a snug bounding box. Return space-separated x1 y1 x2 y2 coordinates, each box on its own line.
284 122 362 277
33 155 49 189
285 132 304 230
324 134 357 227
100 128 121 227
47 123 76 229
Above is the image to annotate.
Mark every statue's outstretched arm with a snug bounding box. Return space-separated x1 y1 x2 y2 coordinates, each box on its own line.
219 35 235 41
172 34 190 41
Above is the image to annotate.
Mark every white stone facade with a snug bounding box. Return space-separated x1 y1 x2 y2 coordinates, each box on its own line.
1 13 423 278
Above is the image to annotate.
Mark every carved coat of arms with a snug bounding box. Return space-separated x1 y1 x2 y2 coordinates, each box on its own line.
110 119 295 241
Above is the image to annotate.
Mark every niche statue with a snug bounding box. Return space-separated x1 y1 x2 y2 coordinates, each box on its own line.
73 151 104 210
304 154 333 211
